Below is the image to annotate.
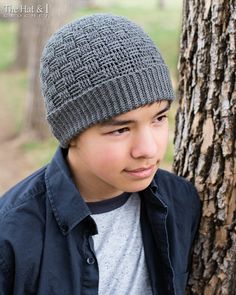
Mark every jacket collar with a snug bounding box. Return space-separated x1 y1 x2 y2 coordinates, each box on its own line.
145 173 168 210
45 147 91 235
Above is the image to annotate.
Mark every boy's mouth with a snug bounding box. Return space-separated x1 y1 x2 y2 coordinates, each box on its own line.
124 165 155 179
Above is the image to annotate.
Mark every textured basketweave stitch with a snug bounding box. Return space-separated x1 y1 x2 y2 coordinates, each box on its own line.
40 13 174 147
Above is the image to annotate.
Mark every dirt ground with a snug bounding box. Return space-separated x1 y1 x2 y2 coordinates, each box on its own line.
0 103 36 195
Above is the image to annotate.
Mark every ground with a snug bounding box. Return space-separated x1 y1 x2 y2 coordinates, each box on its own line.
0 65 49 195
0 131 37 196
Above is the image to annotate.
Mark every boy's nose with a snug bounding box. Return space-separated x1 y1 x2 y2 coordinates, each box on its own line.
130 130 158 159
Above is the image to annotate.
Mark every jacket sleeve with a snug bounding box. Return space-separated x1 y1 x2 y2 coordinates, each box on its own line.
189 183 202 244
0 255 12 294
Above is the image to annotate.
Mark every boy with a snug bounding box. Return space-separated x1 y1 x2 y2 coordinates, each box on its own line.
0 14 201 295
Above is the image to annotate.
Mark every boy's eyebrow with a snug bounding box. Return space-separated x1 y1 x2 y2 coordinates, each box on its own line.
99 103 171 127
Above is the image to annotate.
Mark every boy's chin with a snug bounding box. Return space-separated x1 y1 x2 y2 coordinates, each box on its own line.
124 178 154 193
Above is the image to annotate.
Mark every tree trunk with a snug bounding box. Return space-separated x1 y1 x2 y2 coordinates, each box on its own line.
157 0 165 10
15 0 31 69
173 0 236 294
25 0 70 139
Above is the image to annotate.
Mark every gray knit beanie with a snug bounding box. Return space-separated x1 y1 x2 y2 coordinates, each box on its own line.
40 13 174 148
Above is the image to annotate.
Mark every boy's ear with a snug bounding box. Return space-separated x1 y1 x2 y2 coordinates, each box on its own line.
68 137 77 147
68 134 81 147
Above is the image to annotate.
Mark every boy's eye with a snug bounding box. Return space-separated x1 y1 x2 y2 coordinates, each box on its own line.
155 114 168 123
109 127 129 136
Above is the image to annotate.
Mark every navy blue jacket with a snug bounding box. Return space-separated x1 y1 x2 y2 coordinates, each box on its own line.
0 148 201 295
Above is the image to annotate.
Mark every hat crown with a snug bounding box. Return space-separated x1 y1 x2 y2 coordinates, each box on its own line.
41 14 165 114
40 14 174 147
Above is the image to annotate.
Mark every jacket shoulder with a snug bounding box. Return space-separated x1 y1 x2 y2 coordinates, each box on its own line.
0 166 48 280
0 166 47 218
155 169 192 190
154 169 201 240
154 169 200 207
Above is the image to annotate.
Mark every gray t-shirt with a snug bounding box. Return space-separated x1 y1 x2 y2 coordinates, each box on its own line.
88 193 153 295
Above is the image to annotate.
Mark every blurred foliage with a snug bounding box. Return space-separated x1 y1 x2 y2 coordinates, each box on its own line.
0 0 182 169
0 22 17 70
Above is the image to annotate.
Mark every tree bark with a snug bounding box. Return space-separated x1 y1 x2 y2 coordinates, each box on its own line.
157 0 165 10
15 0 31 69
25 0 70 139
173 0 236 294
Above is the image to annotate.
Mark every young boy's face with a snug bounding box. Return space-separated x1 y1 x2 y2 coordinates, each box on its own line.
68 100 170 201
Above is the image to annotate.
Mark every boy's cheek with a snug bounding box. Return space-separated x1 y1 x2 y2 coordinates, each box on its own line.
95 149 124 165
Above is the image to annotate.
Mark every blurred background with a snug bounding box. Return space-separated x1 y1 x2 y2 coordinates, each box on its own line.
0 0 182 194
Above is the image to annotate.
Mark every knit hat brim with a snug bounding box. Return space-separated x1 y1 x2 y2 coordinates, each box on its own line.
47 65 174 148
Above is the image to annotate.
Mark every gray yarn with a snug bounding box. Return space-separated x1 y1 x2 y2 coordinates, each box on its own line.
40 13 174 147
